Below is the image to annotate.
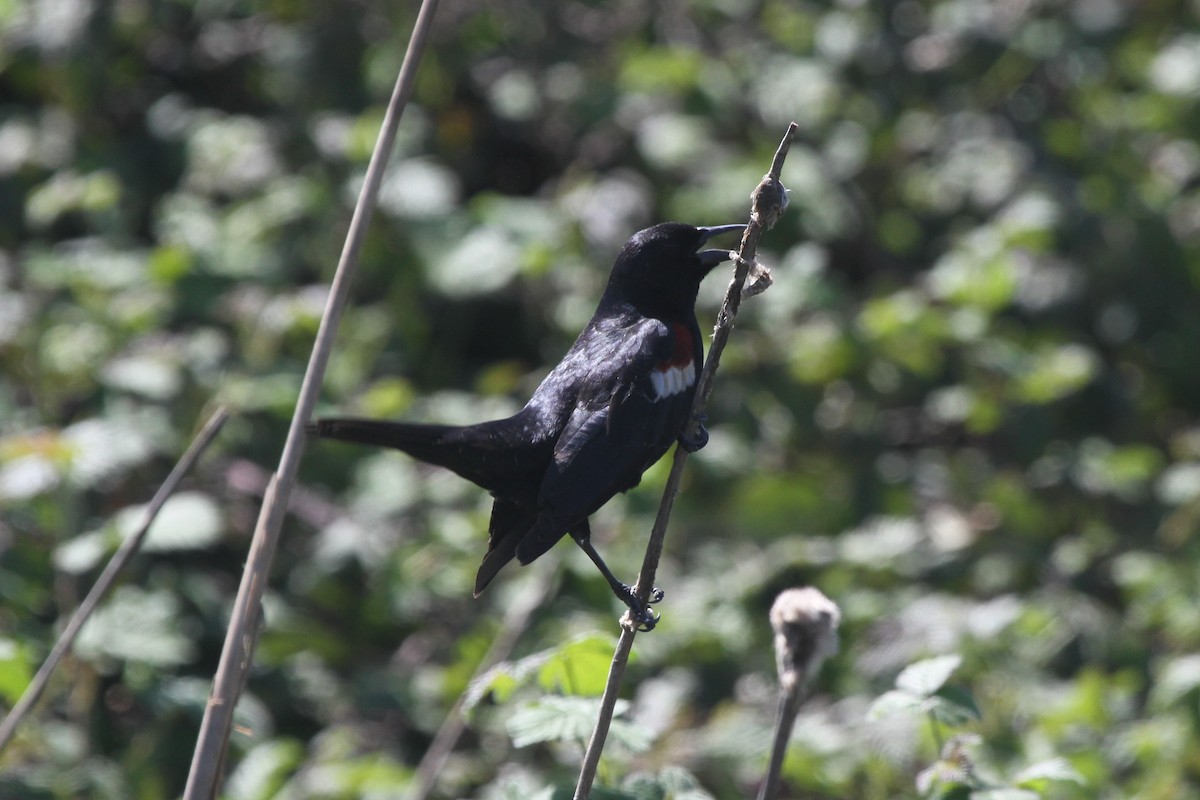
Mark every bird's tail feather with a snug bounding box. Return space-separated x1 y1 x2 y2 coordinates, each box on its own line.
474 499 535 595
307 417 455 459
307 416 510 491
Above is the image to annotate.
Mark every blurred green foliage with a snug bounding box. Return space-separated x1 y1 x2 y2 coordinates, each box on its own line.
2 0 1200 797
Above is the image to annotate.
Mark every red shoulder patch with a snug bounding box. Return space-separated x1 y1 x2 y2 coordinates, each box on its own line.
650 323 697 400
665 323 693 368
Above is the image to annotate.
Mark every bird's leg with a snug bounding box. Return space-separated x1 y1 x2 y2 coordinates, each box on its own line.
678 414 709 453
570 521 663 631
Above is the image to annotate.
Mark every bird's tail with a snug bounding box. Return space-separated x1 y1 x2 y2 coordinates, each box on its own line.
307 416 454 460
307 416 526 494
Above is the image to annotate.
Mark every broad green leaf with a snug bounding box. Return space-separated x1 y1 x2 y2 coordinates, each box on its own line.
868 689 925 720
128 491 224 552
0 637 32 704
916 758 978 799
75 587 195 668
507 696 651 753
54 528 118 574
507 696 616 748
624 766 714 800
927 686 983 726
1013 757 1085 788
222 739 305 800
970 790 1039 800
1150 654 1200 710
56 492 223 573
1011 343 1098 405
465 634 622 710
536 634 615 697
426 226 521 298
896 654 963 698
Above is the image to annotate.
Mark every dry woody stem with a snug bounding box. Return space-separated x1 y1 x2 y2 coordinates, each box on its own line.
0 406 230 755
181 1 442 797
573 121 799 800
758 587 841 800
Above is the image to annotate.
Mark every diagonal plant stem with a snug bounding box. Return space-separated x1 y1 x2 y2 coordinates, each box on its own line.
573 122 798 800
181 2 441 797
760 683 805 800
0 405 230 755
758 587 841 800
404 572 555 800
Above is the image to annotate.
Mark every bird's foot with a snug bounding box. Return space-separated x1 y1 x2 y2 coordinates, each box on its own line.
616 583 665 632
679 417 709 453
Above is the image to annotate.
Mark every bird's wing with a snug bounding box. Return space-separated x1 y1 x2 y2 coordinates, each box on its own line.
514 317 696 563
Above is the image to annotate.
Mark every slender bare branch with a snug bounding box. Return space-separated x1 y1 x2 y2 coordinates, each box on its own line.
758 587 841 800
181 3 441 797
0 406 230 754
573 122 799 800
760 685 804 800
404 573 554 800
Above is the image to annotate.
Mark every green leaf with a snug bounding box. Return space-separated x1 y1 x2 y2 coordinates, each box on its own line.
1150 654 1200 710
222 739 304 800
969 790 1039 800
537 634 615 697
927 686 983 726
506 697 651 753
75 587 195 668
131 491 224 552
465 634 621 710
916 759 977 799
896 654 963 698
618 46 703 93
506 696 611 748
100 353 182 400
0 637 32 704
1013 757 1085 788
426 226 522 298
54 527 119 574
624 766 714 800
868 689 925 720
465 657 535 711
55 492 223 574
1011 343 1098 405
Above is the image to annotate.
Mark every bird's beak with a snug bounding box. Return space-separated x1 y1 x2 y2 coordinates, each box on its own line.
696 224 746 269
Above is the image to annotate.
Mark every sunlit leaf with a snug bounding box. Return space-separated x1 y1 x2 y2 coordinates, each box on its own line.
1010 343 1098 405
927 686 983 726
76 587 195 668
465 634 624 710
222 739 305 800
868 689 924 721
536 634 616 697
1149 654 1200 710
507 696 650 753
969 790 1039 800
0 637 32 704
1012 757 1086 788
896 654 963 698
426 226 522 298
506 696 609 748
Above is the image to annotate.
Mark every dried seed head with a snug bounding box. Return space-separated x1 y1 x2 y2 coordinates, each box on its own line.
770 587 841 692
750 175 790 230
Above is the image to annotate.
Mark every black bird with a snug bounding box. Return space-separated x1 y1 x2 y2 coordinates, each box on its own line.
308 222 744 628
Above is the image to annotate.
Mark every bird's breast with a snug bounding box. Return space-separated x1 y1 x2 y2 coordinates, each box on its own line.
651 322 697 400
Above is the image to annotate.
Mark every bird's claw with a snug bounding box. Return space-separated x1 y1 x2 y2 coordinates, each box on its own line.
618 583 665 632
679 418 709 453
623 604 661 632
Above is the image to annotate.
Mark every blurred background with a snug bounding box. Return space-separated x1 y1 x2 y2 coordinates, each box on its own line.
2 0 1199 797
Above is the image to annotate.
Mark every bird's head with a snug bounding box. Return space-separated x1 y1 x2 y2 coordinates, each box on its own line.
604 222 745 317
